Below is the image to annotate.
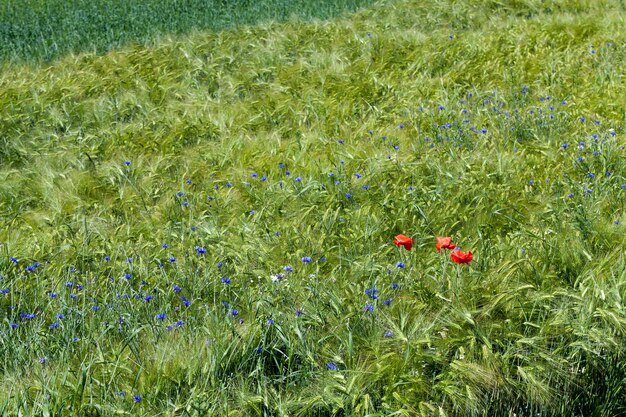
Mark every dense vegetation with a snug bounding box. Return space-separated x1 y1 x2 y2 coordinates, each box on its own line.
0 0 376 64
1 0 625 415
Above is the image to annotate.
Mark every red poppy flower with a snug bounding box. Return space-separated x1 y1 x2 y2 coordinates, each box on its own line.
451 249 473 264
393 234 413 251
435 236 456 252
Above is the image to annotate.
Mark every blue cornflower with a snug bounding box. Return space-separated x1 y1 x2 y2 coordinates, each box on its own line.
383 299 393 305
124 161 131 166
614 220 620 225
56 314 65 319
176 191 184 197
302 256 312 263
175 320 185 328
396 261 405 268
169 257 176 263
69 294 78 299
182 202 189 207
124 273 132 280
103 255 111 261
156 313 166 320
561 143 569 149
10 257 18 263
173 285 182 293
295 176 302 182
10 323 17 329
393 145 400 151
384 331 394 337
50 323 59 329
285 171 291 176
267 319 274 326
260 176 267 181
133 395 142 403
39 357 47 364
345 193 352 199
337 139 345 144
278 163 285 169
362 185 369 190
143 295 153 302
92 306 101 311
221 277 231 284
186 179 192 184
1 288 9 295
231 309 239 316
20 313 35 319
207 195 215 201
319 256 327 262
364 303 374 312
327 362 338 371
335 180 341 185
47 292 57 298
528 180 534 185
195 246 207 254
567 193 575 198
165 325 173 331
296 309 302 317
182 299 191 307
225 182 233 187
398 123 405 129
355 173 362 178
284 266 293 273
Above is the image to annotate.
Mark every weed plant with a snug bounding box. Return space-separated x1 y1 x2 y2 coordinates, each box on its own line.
0 0 626 415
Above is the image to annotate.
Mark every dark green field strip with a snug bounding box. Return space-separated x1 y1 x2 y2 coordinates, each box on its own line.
0 0 376 63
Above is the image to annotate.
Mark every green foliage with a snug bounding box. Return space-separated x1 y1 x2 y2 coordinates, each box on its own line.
1 0 626 415
0 0 377 64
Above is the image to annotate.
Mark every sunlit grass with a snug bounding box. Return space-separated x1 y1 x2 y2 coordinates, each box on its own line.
0 0 625 415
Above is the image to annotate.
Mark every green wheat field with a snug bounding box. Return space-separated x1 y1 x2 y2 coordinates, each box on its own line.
1 0 625 415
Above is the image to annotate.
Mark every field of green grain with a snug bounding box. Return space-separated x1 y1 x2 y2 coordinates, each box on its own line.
0 0 375 64
1 0 626 416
